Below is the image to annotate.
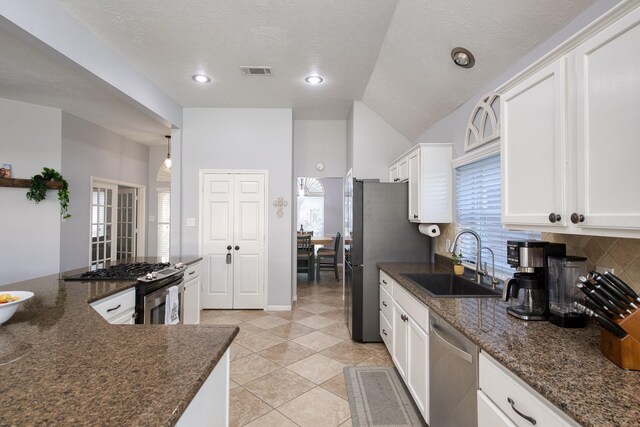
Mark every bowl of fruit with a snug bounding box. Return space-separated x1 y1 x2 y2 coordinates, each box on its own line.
0 292 34 325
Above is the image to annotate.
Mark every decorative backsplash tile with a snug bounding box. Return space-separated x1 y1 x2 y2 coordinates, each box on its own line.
433 223 640 291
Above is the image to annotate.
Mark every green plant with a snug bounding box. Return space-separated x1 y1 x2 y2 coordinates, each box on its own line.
450 251 463 265
26 167 71 219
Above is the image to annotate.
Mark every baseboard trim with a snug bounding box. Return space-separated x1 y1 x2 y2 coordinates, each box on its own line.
266 305 292 311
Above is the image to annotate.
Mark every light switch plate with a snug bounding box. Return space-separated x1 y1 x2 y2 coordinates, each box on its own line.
186 218 196 227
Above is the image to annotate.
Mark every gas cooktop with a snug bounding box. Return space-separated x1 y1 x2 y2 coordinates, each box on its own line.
64 262 171 281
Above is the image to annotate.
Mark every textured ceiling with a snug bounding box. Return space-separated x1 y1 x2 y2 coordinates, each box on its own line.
0 0 598 144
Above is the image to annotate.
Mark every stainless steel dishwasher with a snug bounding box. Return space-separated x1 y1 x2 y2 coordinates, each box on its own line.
429 312 478 427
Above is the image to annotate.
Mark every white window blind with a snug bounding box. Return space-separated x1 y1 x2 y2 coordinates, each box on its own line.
455 154 539 278
157 190 170 259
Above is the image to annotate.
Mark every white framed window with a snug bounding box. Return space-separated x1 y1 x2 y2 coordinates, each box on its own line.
455 154 539 278
157 190 171 259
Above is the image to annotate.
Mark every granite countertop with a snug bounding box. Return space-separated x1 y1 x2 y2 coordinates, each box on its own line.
378 261 640 427
0 257 237 426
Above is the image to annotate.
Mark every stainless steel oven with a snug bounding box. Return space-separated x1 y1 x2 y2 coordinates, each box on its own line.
135 266 185 324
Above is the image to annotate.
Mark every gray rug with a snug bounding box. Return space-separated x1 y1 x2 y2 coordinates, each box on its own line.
344 367 426 427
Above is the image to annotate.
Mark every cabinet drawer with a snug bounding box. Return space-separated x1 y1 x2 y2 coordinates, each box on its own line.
91 288 135 322
479 353 574 427
379 285 393 320
184 262 201 280
393 284 428 332
379 270 393 295
380 311 393 353
478 391 517 427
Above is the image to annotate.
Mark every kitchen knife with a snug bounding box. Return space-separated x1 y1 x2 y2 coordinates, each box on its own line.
573 302 627 339
603 271 640 304
577 279 624 319
587 276 633 315
592 272 638 310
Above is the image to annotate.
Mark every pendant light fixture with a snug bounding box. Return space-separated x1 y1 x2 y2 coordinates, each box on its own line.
164 135 172 168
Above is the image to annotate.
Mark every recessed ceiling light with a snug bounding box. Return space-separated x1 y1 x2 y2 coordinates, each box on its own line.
305 75 324 85
192 74 211 83
451 47 475 68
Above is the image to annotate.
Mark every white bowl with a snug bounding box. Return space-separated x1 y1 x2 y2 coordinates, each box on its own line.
0 291 34 325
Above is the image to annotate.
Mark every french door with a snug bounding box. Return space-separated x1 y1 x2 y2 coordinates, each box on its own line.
90 182 117 269
116 188 137 260
201 172 266 309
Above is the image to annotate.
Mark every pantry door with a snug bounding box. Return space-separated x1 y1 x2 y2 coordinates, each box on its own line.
201 172 266 309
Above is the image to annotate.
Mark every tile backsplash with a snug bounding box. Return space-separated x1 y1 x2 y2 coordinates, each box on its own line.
433 223 640 292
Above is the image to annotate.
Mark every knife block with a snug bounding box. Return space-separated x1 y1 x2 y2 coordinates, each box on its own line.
600 308 640 370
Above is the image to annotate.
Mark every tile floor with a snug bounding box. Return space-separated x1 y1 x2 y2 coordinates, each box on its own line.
200 270 394 427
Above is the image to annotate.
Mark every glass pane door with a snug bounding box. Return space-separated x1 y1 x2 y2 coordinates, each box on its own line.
91 182 117 270
117 188 137 260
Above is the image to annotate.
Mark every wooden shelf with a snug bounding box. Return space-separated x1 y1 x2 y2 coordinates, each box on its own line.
0 178 64 190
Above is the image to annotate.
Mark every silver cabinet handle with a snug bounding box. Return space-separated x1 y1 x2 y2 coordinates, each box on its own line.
430 321 472 363
382 329 387 336
107 304 121 313
507 397 537 425
189 271 195 275
382 279 387 284
382 301 387 307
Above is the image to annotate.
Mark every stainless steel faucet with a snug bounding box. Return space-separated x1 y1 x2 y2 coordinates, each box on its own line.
477 247 499 290
449 229 482 284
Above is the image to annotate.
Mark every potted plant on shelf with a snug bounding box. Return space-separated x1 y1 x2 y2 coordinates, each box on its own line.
451 251 464 275
26 167 71 219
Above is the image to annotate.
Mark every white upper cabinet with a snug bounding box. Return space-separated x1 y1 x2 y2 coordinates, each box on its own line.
389 157 409 182
499 3 640 238
573 7 640 232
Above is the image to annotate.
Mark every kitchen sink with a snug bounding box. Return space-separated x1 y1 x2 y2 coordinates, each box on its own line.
401 273 500 298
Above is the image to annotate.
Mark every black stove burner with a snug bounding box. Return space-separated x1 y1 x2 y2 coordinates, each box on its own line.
64 262 171 281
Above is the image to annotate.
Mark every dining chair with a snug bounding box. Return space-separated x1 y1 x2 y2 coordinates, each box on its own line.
297 234 313 285
316 232 341 282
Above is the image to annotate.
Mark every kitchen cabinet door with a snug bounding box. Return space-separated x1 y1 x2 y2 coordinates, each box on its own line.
408 151 420 221
477 391 517 427
392 302 408 380
398 158 409 182
501 58 567 228
407 317 429 422
389 163 399 183
574 7 640 231
183 277 201 324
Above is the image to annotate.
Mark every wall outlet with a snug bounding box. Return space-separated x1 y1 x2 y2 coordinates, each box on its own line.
186 218 196 227
595 265 615 274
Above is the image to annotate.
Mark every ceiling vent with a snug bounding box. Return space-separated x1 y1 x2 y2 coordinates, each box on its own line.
241 66 273 76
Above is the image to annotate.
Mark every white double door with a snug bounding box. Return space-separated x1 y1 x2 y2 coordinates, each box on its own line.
201 172 266 309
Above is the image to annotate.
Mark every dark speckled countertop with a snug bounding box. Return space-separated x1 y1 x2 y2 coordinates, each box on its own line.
0 257 237 426
378 261 640 427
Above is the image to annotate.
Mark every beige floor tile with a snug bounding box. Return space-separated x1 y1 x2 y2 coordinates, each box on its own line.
230 342 253 362
356 350 394 367
293 330 344 352
269 322 315 340
226 310 270 322
230 379 240 390
199 314 242 325
200 309 227 320
321 322 351 340
323 310 347 322
247 315 291 330
287 353 347 385
275 308 315 322
244 410 299 427
231 353 281 385
229 387 272 427
321 340 377 366
339 418 353 427
236 331 286 352
361 342 387 354
235 322 263 340
244 368 315 408
300 302 337 314
258 341 316 367
279 387 351 427
320 373 349 401
295 314 339 330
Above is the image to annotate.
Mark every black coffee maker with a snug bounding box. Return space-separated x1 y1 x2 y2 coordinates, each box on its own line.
503 240 566 320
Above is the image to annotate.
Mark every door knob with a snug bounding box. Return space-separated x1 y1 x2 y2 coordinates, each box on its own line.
548 213 561 223
227 245 232 250
235 246 240 250
570 213 585 224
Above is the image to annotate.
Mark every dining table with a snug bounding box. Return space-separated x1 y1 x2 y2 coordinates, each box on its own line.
298 234 350 281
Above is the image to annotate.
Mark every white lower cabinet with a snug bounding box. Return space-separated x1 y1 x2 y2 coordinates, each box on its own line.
177 348 230 426
90 288 135 325
380 270 429 423
183 262 201 324
479 353 577 427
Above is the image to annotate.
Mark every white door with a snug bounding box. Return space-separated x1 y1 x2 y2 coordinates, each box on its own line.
501 59 567 228
201 172 265 309
574 8 640 231
117 188 137 260
393 303 408 380
407 318 429 421
90 181 117 269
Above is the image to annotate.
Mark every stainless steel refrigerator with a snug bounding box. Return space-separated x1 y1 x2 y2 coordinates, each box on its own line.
344 179 430 342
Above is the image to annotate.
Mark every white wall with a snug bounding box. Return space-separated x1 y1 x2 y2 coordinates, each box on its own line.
148 145 171 257
60 112 150 271
0 98 61 285
181 108 294 308
415 0 622 159
293 120 346 178
321 177 344 256
351 101 412 180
